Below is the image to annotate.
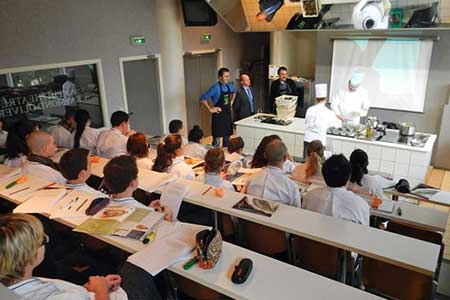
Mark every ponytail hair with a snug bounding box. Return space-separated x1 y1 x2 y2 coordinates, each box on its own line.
305 140 325 178
152 134 183 173
74 109 90 148
349 149 369 186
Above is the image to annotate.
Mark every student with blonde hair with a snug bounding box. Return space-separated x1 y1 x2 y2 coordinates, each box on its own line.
292 140 325 184
0 213 127 300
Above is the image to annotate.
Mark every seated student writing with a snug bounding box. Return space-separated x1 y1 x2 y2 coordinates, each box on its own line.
127 133 153 170
348 149 395 199
245 140 301 208
152 134 195 180
302 154 370 225
183 125 207 160
73 109 100 155
22 131 66 184
250 134 296 174
160 119 188 145
96 111 135 159
5 119 38 168
103 155 173 221
291 140 325 184
195 148 234 191
1 213 127 300
59 148 105 197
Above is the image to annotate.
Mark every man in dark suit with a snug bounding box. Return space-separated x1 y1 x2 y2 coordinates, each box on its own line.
269 66 297 113
233 73 255 121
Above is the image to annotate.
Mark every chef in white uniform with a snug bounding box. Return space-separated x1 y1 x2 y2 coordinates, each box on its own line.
331 72 370 126
304 83 341 158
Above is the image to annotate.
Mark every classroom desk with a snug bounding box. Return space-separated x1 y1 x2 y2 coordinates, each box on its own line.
385 188 450 208
0 176 384 300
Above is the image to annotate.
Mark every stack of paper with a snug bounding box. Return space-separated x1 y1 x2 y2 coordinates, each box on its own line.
138 169 176 192
13 189 68 214
127 222 207 275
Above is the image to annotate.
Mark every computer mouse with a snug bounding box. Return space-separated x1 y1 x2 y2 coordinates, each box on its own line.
231 258 253 284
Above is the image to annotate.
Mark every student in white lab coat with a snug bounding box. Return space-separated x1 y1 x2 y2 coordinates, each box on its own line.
331 72 370 126
250 134 296 174
4 119 38 168
152 134 195 180
304 83 341 158
48 110 76 149
160 119 188 145
183 125 207 160
348 149 396 198
292 140 325 184
245 140 301 208
126 132 153 170
96 111 135 159
103 155 172 219
59 148 105 197
0 213 128 300
225 137 245 163
195 148 234 191
22 130 66 184
302 154 370 225
73 109 100 154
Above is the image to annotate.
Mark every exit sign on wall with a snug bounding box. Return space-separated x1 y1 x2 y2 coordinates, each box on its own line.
130 36 145 46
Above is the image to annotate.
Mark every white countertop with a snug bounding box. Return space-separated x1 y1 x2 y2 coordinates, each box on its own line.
235 114 437 153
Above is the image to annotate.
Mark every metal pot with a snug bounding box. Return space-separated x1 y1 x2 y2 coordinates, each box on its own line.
399 122 416 136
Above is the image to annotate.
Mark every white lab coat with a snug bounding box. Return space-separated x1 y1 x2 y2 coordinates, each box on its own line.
111 196 153 210
136 157 154 170
9 277 127 300
195 173 234 191
0 130 7 148
331 87 370 126
4 155 27 168
62 80 78 105
167 156 195 180
183 142 207 160
48 125 74 149
224 152 243 163
79 126 100 154
304 102 342 145
302 186 370 225
22 161 67 185
246 166 301 208
349 174 396 199
96 128 128 159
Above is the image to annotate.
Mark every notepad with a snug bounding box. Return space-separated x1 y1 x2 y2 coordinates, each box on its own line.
13 189 68 214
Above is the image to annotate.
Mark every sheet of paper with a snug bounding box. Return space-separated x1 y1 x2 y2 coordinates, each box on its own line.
127 222 207 275
13 189 68 214
138 169 176 192
0 165 21 183
0 175 55 203
160 181 189 222
430 191 450 205
50 191 98 219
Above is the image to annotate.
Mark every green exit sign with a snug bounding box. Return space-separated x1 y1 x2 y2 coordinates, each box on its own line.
202 34 212 41
130 36 145 46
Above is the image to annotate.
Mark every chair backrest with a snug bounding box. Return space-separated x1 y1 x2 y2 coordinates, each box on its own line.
387 221 443 245
292 236 340 278
239 219 288 255
363 257 432 300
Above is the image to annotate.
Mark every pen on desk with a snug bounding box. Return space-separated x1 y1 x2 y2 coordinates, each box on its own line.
9 186 30 196
68 197 79 210
76 198 89 212
6 177 25 189
202 186 212 196
183 257 198 270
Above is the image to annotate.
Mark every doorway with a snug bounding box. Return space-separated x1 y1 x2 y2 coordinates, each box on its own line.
120 55 164 136
183 50 220 137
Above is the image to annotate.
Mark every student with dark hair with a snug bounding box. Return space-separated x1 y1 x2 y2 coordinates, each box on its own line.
160 119 188 145
96 111 135 158
184 125 207 160
5 119 37 168
127 133 153 170
250 135 296 174
302 154 370 225
195 148 234 190
292 140 325 184
59 148 104 196
348 149 395 198
48 110 76 149
73 109 100 154
152 134 194 180
245 140 301 207
269 66 297 113
225 136 245 163
200 67 236 147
